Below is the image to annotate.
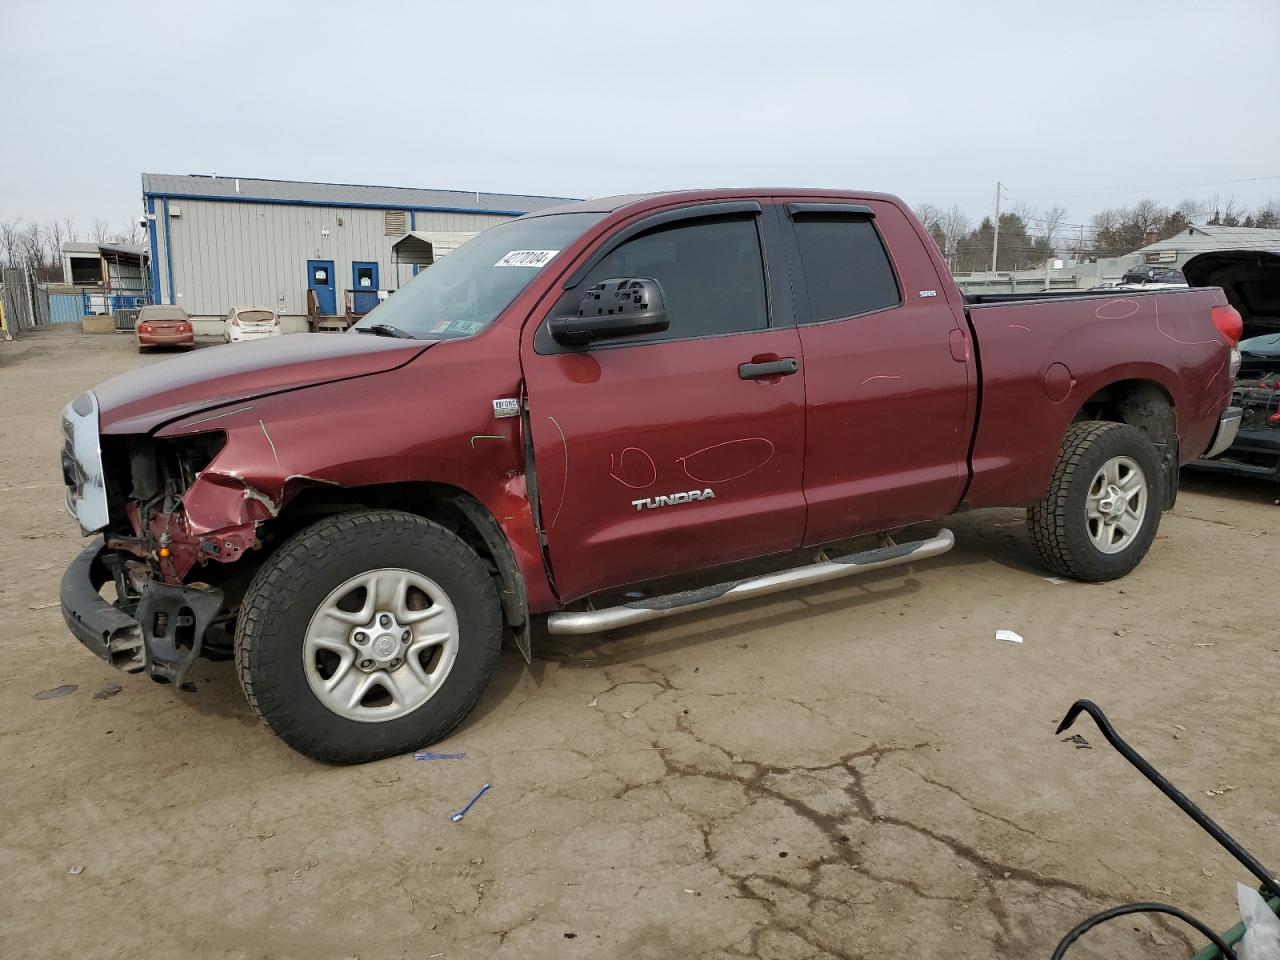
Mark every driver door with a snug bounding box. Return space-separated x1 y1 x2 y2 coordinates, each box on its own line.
520 202 807 602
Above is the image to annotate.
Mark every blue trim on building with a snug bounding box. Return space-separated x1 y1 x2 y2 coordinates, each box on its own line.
143 191 530 218
409 210 416 230
162 198 175 306
146 195 161 305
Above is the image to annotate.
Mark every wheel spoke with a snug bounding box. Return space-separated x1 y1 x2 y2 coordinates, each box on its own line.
323 649 357 692
372 570 408 613
382 665 430 709
1104 460 1121 486
401 604 444 626
1118 472 1144 497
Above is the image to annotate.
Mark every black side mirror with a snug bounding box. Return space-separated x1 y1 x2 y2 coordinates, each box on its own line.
549 278 670 346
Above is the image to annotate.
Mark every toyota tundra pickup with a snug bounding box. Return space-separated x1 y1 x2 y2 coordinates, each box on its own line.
59 189 1244 763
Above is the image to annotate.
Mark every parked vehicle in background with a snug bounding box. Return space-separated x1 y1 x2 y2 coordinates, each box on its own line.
134 305 193 352
1183 249 1280 480
59 188 1242 764
225 306 283 344
1121 264 1187 286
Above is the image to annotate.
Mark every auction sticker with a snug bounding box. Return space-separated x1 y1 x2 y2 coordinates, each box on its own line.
495 250 559 268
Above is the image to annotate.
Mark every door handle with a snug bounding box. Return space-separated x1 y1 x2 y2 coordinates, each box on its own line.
739 357 799 380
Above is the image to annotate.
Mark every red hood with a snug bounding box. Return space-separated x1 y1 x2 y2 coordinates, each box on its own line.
96 333 432 434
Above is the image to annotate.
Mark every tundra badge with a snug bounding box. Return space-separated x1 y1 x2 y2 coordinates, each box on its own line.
631 488 715 511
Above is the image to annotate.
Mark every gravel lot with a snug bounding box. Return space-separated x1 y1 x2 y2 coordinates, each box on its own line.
2 329 1277 959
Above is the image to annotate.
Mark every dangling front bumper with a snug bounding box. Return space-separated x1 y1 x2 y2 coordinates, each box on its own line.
60 538 223 684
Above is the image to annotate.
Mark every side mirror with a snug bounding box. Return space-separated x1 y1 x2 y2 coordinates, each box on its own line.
549 278 670 347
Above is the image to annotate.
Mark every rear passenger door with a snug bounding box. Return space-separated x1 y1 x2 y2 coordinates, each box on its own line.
782 200 975 543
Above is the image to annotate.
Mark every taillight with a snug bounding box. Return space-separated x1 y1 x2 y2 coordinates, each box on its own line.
1211 304 1243 346
229 317 240 326
138 323 151 333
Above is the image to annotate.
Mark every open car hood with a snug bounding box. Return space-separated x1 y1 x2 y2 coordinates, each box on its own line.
95 333 433 434
1184 249 1280 337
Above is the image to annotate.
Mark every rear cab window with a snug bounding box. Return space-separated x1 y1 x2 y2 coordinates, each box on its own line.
790 213 901 323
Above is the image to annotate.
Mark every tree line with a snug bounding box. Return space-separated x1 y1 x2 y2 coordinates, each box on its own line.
913 196 1280 273
0 216 147 280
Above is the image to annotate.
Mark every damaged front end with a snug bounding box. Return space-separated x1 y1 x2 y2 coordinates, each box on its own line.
60 392 270 684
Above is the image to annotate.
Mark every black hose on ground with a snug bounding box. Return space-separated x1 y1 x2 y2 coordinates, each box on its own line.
1050 902 1236 959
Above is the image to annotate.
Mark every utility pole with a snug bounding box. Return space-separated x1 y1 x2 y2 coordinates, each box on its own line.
991 181 1004 272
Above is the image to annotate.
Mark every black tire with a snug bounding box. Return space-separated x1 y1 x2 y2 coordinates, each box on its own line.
1028 421 1164 582
235 509 502 764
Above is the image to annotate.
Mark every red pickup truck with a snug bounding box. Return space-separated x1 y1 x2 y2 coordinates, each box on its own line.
59 189 1243 763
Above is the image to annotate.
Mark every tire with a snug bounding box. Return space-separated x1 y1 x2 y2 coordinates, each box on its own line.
235 509 502 763
1028 421 1164 582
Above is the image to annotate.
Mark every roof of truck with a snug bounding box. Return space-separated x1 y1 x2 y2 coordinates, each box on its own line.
525 188 902 219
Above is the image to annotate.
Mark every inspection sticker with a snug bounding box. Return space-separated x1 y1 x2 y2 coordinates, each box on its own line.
495 249 559 268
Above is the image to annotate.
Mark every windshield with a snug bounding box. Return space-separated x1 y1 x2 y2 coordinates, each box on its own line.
353 212 603 339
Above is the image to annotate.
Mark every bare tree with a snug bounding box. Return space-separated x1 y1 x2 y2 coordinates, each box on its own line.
912 202 944 230
43 219 71 268
89 218 112 244
110 220 145 246
0 218 22 268
1036 205 1069 250
1174 198 1208 224
1007 200 1036 224
13 221 47 269
938 205 971 258
1207 193 1244 226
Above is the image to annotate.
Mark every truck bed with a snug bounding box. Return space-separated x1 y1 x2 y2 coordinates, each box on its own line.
960 284 1232 509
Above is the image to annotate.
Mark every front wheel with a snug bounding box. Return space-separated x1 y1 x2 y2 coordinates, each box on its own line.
235 509 502 763
1028 421 1163 582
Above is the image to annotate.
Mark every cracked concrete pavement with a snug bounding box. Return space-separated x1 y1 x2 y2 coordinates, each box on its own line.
2 330 1278 959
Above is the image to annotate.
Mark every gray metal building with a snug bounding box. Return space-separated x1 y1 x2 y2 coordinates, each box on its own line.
142 173 574 324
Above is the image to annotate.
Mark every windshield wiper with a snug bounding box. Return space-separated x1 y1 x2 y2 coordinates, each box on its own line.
355 323 415 339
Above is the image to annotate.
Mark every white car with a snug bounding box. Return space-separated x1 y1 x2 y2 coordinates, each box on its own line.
224 306 283 343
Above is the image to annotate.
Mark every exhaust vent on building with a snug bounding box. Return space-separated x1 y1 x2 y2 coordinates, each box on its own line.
384 210 408 236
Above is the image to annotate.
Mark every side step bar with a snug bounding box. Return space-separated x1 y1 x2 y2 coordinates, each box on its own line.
546 528 955 636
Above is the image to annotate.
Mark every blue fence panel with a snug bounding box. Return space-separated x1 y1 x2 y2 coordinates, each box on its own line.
49 294 85 324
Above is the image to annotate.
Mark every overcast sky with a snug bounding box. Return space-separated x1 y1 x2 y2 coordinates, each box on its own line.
6 0 1279 235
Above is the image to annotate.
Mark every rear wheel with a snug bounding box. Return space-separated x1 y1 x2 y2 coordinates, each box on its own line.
235 509 502 763
1028 421 1163 582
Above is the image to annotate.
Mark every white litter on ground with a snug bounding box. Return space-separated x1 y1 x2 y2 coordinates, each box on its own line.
995 629 1024 644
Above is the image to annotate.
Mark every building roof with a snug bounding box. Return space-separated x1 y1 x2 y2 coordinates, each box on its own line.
1135 224 1280 256
141 173 577 216
61 241 147 259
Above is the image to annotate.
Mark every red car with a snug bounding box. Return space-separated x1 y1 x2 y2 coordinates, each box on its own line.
134 304 194 351
59 188 1242 763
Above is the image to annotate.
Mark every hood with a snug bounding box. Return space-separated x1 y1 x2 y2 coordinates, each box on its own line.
95 332 433 434
1240 333 1280 358
1183 248 1280 336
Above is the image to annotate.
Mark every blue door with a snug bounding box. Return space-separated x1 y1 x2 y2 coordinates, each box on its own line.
352 261 380 315
308 260 336 315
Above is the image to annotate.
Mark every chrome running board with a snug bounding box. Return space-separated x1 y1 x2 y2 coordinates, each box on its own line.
546 528 955 636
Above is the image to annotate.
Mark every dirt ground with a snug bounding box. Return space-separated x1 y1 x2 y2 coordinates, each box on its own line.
1 329 1277 960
